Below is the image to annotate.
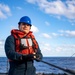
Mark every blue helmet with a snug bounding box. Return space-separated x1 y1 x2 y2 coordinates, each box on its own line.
18 16 32 26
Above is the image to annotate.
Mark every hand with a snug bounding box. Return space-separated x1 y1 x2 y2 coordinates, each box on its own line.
33 54 39 58
33 54 41 62
34 58 41 62
22 54 34 60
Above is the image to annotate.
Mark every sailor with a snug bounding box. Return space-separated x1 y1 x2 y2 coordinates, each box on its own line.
5 16 43 75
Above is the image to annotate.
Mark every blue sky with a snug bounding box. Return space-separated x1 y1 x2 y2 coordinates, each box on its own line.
0 0 75 57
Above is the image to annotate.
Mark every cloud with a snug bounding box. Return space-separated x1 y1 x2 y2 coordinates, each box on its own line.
55 46 63 52
65 30 75 37
40 41 75 56
43 43 51 51
45 30 75 38
16 6 22 10
26 0 75 20
51 33 58 37
42 33 51 39
39 30 75 39
45 21 50 26
54 44 75 56
59 30 75 37
30 25 39 33
55 44 75 52
0 40 6 57
0 3 11 19
39 42 51 56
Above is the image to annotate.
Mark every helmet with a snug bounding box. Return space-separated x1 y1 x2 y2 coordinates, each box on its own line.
18 16 32 26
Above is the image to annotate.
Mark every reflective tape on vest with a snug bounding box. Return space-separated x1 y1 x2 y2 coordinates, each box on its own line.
21 38 33 47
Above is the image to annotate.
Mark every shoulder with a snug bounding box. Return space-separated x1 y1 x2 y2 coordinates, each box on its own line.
6 35 14 39
5 35 14 42
30 32 35 38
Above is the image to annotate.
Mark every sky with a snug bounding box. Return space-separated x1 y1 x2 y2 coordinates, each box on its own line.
0 0 75 57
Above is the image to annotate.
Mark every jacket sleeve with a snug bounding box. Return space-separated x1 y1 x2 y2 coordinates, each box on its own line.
31 34 43 61
5 35 22 61
35 42 43 61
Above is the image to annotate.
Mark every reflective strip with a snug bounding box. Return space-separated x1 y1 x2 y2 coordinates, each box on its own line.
21 38 33 47
28 38 33 46
21 39 27 46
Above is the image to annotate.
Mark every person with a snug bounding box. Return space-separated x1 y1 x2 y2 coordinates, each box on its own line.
5 16 43 75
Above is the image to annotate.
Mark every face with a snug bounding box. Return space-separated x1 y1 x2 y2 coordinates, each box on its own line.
18 23 31 34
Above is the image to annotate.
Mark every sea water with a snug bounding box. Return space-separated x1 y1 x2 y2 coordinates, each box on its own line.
0 57 75 74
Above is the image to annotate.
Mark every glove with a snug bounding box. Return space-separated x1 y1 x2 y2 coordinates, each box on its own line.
22 54 41 62
33 54 41 62
22 54 34 60
33 54 39 58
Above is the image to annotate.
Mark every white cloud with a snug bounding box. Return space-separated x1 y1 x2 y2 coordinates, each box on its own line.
0 40 6 57
55 46 63 52
42 33 51 39
65 30 75 37
59 30 75 37
16 7 22 10
40 30 75 38
30 25 39 33
0 3 11 19
0 11 6 19
52 33 58 37
40 42 51 56
0 41 3 45
26 0 75 20
26 0 37 4
40 42 75 56
43 43 51 51
55 44 75 56
45 21 50 26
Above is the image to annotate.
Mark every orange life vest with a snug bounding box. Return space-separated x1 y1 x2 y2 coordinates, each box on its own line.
11 29 38 55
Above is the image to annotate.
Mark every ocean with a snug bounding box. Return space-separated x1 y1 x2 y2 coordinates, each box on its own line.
0 57 75 74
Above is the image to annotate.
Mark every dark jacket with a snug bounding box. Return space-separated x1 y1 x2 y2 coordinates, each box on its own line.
5 35 43 75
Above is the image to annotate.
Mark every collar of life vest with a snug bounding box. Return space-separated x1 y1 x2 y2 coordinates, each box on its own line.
11 29 33 38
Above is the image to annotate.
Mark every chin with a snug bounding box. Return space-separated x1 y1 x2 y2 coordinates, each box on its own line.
24 31 29 33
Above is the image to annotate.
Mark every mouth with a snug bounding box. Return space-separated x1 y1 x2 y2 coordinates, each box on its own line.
23 28 27 30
